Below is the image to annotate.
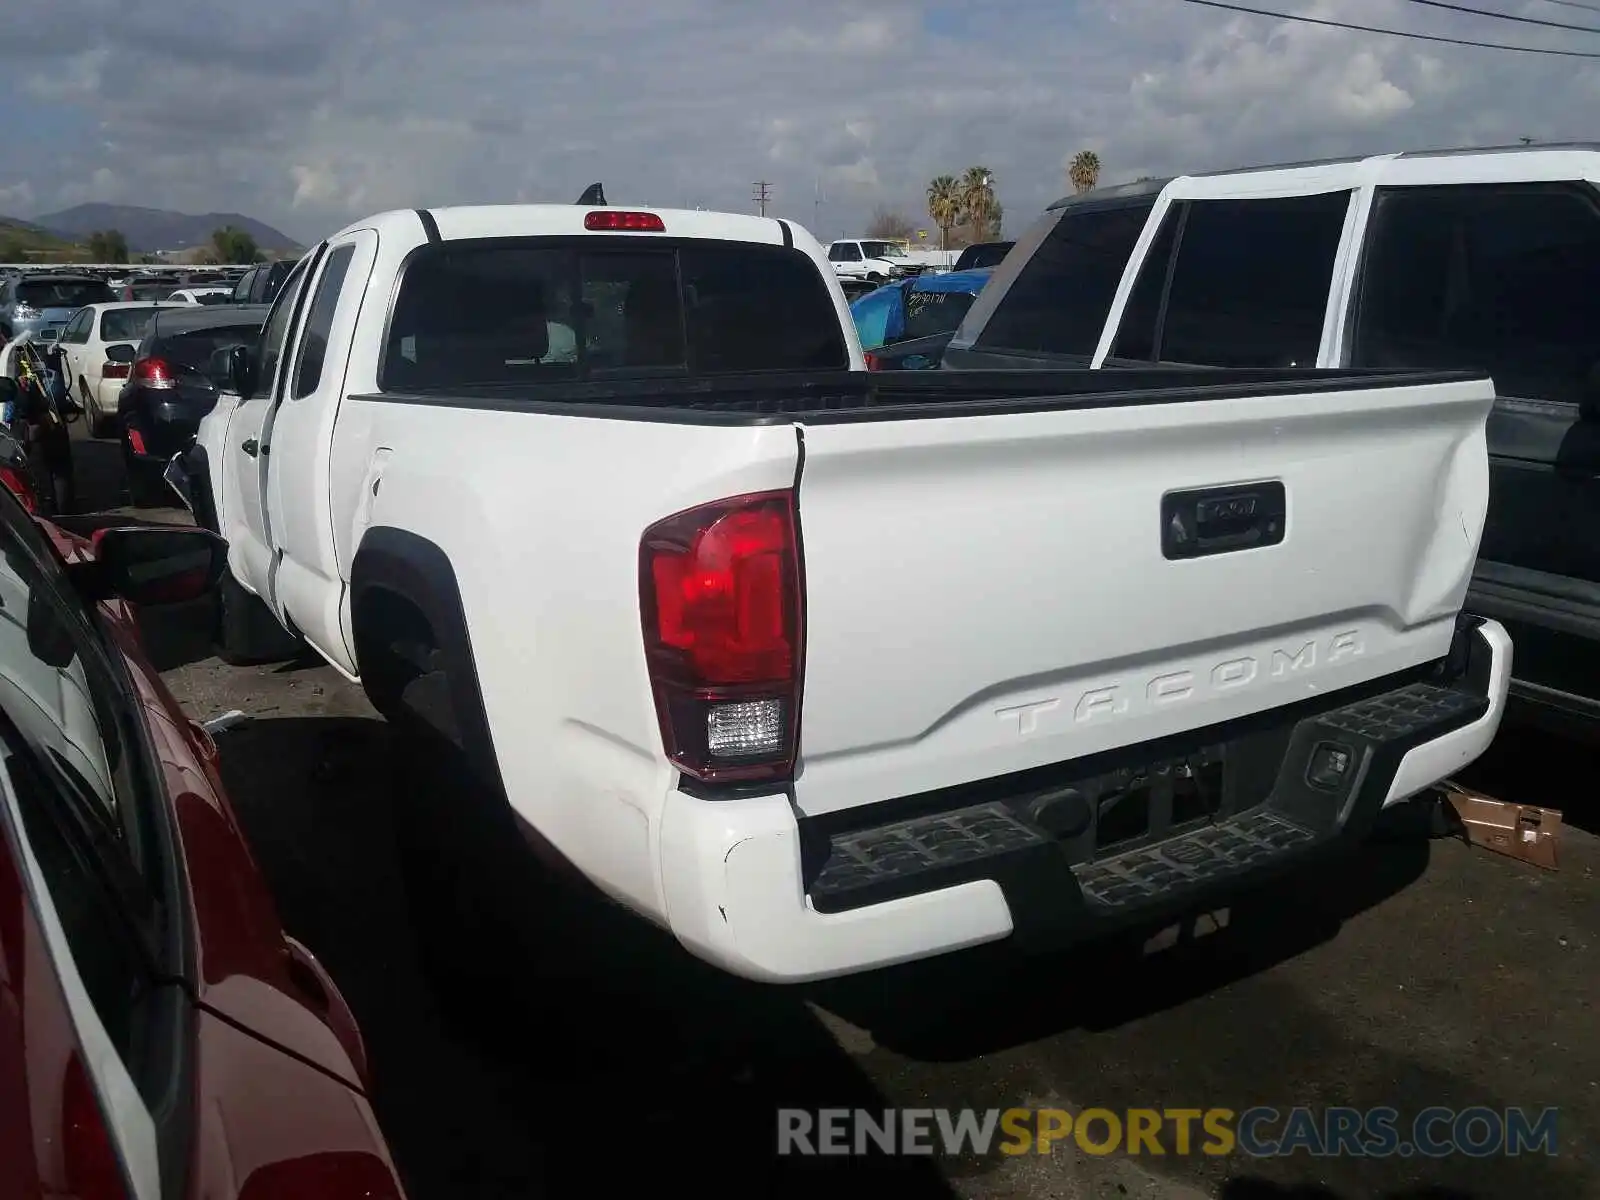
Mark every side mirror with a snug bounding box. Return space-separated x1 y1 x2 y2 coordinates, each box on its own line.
104 343 135 364
77 526 227 606
209 344 254 396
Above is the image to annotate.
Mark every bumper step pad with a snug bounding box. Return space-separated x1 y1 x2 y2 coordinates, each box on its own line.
804 677 1488 919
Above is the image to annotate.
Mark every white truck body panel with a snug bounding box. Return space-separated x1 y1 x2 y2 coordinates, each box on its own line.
792 376 1491 814
186 201 1512 983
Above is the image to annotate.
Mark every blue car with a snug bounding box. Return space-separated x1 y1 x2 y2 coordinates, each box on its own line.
849 268 991 370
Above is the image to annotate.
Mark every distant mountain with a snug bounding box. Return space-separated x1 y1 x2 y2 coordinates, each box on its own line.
0 214 83 259
31 204 300 254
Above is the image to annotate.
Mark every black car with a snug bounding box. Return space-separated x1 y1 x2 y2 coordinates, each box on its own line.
225 259 297 306
117 305 269 505
952 241 1014 271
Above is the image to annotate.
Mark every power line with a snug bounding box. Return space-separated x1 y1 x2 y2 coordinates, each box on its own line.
753 180 772 217
1177 0 1600 55
1395 0 1600 35
1540 0 1600 13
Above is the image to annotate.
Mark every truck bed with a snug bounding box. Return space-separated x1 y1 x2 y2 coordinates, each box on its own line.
353 365 1485 423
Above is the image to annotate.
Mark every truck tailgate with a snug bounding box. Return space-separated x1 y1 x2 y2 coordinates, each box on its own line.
791 375 1494 815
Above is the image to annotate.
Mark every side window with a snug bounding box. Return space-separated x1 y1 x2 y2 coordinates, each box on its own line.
976 202 1154 358
842 244 863 262
1158 191 1351 368
1109 205 1184 362
291 245 355 399
828 244 846 262
232 268 256 303
0 512 148 1059
1352 183 1600 405
255 254 318 397
62 309 91 344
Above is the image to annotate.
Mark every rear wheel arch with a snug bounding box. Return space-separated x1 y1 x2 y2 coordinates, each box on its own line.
349 527 505 795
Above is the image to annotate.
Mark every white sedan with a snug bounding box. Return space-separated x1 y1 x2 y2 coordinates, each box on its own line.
54 301 179 436
166 287 233 306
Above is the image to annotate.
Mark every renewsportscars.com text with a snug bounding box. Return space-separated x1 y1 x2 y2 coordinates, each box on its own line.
777 1106 1559 1159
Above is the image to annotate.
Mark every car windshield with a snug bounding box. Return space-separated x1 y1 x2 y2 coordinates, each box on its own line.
860 241 907 259
99 308 164 342
17 280 115 309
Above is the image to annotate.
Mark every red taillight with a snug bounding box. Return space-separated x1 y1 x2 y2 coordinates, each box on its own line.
585 210 665 232
640 490 802 784
132 357 174 389
863 351 881 371
126 427 146 455
0 466 37 512
103 362 130 379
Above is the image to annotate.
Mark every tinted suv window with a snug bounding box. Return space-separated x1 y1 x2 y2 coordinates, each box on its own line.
1352 183 1600 405
381 240 847 392
292 245 355 398
18 279 115 308
1157 192 1350 368
154 324 262 373
976 202 1153 358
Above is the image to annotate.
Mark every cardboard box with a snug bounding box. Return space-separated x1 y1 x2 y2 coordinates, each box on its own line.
1441 782 1561 871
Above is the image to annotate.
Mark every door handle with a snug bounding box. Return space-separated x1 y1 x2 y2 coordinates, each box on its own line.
241 438 258 457
1162 482 1287 560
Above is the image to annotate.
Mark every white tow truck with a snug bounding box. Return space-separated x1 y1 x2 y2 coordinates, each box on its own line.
173 201 1510 986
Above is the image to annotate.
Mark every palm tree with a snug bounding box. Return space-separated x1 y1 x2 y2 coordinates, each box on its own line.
961 166 996 241
1068 150 1102 195
926 175 962 250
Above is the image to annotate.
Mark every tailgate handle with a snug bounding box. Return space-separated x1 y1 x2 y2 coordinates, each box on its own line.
1162 482 1286 560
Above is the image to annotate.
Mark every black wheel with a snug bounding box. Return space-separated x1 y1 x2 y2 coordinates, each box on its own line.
82 380 113 439
213 567 304 665
386 669 572 1026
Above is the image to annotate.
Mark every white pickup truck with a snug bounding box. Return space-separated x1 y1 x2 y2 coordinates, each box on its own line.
172 201 1510 986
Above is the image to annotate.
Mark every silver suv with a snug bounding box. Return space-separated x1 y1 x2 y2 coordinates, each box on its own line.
0 273 116 341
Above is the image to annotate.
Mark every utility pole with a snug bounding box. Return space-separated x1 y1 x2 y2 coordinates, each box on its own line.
813 177 823 235
753 180 772 217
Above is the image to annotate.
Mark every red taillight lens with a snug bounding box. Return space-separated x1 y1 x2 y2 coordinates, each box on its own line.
0 466 37 512
585 210 666 232
103 362 130 379
640 490 802 784
863 351 881 371
132 357 174 389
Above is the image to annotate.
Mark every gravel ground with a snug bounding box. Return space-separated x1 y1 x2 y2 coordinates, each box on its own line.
78 436 1598 1200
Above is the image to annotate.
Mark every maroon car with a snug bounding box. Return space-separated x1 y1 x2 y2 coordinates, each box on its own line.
0 497 405 1200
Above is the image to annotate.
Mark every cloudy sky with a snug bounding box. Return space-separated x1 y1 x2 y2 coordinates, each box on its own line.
2 0 1597 244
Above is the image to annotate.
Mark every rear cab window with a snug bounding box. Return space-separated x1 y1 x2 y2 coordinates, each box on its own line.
154 324 262 373
380 239 848 393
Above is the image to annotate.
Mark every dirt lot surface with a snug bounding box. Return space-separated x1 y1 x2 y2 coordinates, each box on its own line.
79 437 1598 1200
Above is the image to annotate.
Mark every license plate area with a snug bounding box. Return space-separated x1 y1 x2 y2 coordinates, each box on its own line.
1020 745 1230 865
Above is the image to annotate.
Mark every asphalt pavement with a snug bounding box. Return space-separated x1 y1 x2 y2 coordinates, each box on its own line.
72 433 1598 1200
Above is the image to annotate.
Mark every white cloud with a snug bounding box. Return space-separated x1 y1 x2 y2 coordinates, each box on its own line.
0 0 1596 243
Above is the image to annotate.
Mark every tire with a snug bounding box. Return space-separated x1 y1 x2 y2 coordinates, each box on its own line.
82 380 113 439
213 567 305 665
386 669 570 1027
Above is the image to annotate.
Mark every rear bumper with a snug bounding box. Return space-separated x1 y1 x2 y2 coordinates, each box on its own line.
123 412 200 461
657 618 1511 983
